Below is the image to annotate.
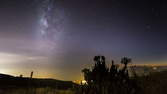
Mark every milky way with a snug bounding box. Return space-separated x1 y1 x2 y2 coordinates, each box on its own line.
37 0 66 54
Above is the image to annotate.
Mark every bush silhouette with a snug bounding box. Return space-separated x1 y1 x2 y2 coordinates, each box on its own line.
81 56 140 94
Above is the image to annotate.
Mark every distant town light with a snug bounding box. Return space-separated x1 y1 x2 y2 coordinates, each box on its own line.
153 67 157 70
81 80 87 84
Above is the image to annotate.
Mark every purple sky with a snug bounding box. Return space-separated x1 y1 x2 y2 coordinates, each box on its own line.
0 0 167 80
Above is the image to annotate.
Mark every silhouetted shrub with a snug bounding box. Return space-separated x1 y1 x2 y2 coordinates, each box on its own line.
81 56 140 94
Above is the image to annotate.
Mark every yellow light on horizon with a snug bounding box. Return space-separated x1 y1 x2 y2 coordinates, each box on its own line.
81 80 87 84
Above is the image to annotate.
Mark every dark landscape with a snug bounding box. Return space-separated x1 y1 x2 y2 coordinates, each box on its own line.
0 0 167 94
0 73 76 94
0 56 167 94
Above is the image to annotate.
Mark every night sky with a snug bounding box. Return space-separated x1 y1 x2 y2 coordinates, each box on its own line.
0 0 167 80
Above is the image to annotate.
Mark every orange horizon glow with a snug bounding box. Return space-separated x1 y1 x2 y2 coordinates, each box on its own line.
0 51 167 81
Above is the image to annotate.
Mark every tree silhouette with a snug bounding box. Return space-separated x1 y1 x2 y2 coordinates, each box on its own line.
81 56 140 94
121 57 131 72
82 68 91 84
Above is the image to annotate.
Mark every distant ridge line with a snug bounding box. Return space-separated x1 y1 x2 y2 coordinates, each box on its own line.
128 63 167 66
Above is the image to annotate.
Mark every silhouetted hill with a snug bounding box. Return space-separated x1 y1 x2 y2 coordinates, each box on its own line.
0 73 75 89
0 73 14 78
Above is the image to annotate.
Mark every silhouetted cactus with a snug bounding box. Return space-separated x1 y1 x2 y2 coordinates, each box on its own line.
81 56 140 94
121 57 131 72
82 68 92 85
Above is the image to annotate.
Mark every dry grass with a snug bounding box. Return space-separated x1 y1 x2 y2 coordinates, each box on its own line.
3 87 75 94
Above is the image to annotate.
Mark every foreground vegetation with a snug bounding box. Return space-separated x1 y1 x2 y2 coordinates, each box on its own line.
79 56 140 94
0 74 76 94
80 56 167 94
0 56 167 94
138 70 167 94
1 88 75 94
